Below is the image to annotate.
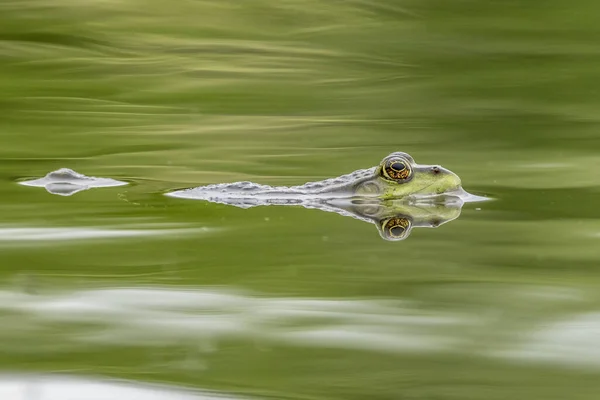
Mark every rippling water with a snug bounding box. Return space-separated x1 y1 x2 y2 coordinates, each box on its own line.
2 1 600 399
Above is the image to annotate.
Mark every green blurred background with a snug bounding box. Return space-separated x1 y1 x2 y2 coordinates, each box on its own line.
1 0 600 399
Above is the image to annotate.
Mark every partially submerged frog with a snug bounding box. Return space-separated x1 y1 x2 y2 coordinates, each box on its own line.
166 152 486 205
17 152 486 241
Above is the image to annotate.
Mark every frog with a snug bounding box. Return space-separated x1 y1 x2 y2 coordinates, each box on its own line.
166 151 486 205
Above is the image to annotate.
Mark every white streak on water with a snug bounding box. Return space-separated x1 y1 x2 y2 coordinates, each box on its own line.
0 225 212 243
494 312 600 368
0 287 473 354
0 285 596 369
0 374 250 400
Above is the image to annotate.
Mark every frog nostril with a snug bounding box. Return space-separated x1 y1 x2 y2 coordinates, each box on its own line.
432 166 440 174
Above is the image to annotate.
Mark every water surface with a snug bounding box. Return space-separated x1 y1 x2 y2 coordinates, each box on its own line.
2 1 600 399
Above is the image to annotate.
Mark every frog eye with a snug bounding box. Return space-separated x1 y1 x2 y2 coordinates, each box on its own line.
380 217 412 240
380 157 413 182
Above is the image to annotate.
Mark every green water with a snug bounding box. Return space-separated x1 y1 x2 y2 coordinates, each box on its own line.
2 1 600 399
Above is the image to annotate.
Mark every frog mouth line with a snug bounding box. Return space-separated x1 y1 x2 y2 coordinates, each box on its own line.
413 181 437 196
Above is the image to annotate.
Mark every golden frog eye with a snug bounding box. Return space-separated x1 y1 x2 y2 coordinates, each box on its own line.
380 217 412 240
380 157 412 182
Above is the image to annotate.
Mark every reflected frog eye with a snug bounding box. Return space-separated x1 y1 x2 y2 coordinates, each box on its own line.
380 217 412 240
380 157 413 182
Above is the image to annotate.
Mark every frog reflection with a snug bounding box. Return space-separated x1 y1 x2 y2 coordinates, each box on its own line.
313 197 462 241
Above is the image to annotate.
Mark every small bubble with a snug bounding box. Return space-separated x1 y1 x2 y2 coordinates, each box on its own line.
475 208 481 211
264 217 270 222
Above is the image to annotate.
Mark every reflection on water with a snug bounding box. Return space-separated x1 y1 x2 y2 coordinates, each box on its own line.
171 197 465 241
0 285 597 369
326 198 464 241
0 286 469 353
498 312 600 368
0 374 248 400
299 198 464 241
167 183 478 242
18 169 127 196
0 224 211 244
